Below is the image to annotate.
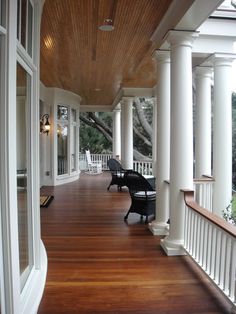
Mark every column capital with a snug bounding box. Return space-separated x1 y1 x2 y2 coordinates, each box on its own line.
206 53 236 67
113 103 121 112
121 97 134 105
214 53 236 67
153 50 170 64
195 66 212 79
165 30 199 48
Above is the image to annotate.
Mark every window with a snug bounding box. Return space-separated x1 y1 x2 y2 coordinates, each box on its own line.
71 109 77 172
16 62 33 291
57 105 69 175
57 105 79 176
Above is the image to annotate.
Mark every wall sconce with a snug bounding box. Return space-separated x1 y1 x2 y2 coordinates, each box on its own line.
40 113 50 135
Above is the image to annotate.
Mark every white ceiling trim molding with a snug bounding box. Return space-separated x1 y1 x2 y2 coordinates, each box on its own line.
198 18 236 37
80 105 112 112
176 0 224 31
111 88 124 111
122 87 154 98
150 0 195 46
192 36 236 54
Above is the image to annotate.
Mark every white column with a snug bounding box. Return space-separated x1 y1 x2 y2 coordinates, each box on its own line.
195 67 212 178
112 106 121 159
212 54 235 217
149 50 170 236
121 97 133 169
152 97 157 175
161 31 198 256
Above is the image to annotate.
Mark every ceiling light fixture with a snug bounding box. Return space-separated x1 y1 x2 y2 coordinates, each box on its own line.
99 19 114 31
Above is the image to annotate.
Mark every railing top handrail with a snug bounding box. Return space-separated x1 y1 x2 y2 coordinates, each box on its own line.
194 175 215 183
133 160 153 163
182 189 236 238
202 174 215 180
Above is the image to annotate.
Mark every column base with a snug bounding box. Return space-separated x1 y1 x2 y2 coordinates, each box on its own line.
148 220 169 235
160 236 186 256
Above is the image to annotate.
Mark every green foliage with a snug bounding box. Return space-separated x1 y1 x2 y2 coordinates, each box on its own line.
79 112 112 153
232 92 236 188
133 98 153 157
223 195 236 225
80 99 154 158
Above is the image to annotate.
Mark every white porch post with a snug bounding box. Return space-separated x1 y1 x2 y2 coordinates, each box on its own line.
195 67 212 178
212 54 235 217
121 97 133 169
149 50 170 236
112 106 121 159
161 31 198 256
152 97 157 175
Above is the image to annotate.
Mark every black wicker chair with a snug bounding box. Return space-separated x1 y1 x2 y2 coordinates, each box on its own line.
107 158 126 191
124 170 156 223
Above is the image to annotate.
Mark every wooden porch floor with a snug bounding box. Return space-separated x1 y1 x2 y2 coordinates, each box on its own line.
38 172 233 314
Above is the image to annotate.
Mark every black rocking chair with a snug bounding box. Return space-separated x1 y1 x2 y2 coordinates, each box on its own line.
124 170 156 223
107 158 126 191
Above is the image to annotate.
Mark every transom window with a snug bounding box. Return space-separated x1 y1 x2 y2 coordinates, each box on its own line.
17 0 33 57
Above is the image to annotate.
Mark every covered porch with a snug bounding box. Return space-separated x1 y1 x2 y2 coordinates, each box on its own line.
38 173 233 313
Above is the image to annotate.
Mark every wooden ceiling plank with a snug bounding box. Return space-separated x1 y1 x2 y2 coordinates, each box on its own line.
40 0 174 107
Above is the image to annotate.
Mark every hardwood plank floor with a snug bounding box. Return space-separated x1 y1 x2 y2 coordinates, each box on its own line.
38 173 233 314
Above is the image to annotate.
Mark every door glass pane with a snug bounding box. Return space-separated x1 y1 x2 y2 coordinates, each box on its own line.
21 0 26 48
57 124 68 175
17 0 20 39
0 0 6 28
16 62 33 290
27 1 33 57
58 105 68 121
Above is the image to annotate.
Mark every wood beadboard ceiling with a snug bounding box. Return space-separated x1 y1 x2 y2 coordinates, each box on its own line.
40 0 174 108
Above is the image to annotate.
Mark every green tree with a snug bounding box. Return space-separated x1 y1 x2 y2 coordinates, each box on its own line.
80 112 112 153
79 98 153 159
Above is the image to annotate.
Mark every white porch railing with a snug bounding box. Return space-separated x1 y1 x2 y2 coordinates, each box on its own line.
133 160 153 175
194 175 215 212
79 153 112 171
183 190 236 307
79 154 154 175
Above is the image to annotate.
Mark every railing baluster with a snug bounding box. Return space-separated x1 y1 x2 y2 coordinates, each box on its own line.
220 233 227 290
224 236 231 294
193 212 197 259
198 216 204 266
214 229 221 284
202 220 206 271
229 240 236 301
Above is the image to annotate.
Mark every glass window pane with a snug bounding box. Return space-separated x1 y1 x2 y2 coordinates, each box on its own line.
58 105 68 121
27 1 33 56
57 124 68 175
17 0 20 40
21 0 27 48
16 62 33 291
71 126 76 172
0 0 6 28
